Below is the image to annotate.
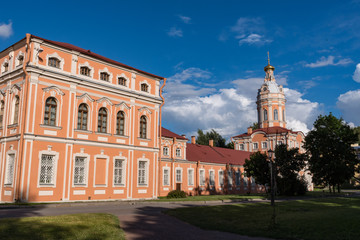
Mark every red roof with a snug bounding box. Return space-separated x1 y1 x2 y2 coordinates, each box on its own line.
232 126 300 138
186 143 250 165
161 127 188 140
30 35 164 79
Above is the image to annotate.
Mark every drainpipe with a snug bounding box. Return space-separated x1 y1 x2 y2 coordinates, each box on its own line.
16 33 31 202
158 78 166 196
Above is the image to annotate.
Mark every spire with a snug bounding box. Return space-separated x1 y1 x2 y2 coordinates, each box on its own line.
264 51 275 71
267 51 270 65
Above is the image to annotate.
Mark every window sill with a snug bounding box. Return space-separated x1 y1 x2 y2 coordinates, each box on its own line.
95 132 111 136
40 124 62 130
138 137 151 141
114 184 125 187
114 134 129 138
74 129 92 134
7 124 18 129
138 184 148 187
39 184 55 187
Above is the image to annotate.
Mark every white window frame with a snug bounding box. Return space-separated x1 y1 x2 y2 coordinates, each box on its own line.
199 169 205 186
73 155 89 186
218 170 224 186
163 146 169 156
253 142 258 150
46 52 65 70
163 167 170 186
243 172 248 190
137 158 149 187
15 51 24 67
38 149 59 187
209 170 215 186
261 141 268 150
187 168 194 186
78 61 94 79
228 170 233 187
235 171 241 186
139 80 151 93
117 73 130 88
113 157 126 187
93 154 110 187
175 148 181 157
175 167 182 183
98 67 113 83
4 152 16 186
239 144 245 150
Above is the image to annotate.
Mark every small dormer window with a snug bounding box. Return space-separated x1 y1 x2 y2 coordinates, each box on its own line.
141 83 148 92
3 62 9 72
48 57 60 68
17 55 24 66
80 66 91 76
118 77 126 86
100 72 110 81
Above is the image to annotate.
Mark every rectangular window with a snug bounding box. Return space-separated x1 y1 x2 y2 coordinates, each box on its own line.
176 169 182 183
243 173 248 189
138 161 147 186
235 171 241 186
277 141 283 145
253 143 258 150
188 169 194 186
39 154 55 185
228 171 233 187
209 170 215 186
262 142 268 149
239 144 244 150
74 157 86 185
163 168 169 186
219 170 224 186
114 159 124 185
4 154 15 185
199 169 205 186
176 148 181 157
163 147 169 156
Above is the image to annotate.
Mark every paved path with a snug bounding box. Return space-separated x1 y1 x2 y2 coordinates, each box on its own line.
0 200 273 240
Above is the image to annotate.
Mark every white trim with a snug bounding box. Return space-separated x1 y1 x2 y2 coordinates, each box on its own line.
46 52 65 71
4 150 16 186
137 157 149 187
218 169 224 187
187 168 194 186
162 166 170 186
113 154 127 187
199 168 205 186
72 152 90 187
175 167 182 183
78 61 94 79
139 79 151 94
116 73 130 88
98 67 113 83
37 149 59 188
209 169 215 186
93 153 110 187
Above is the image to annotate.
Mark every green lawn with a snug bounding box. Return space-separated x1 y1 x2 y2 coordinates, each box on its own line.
156 194 267 202
165 197 360 240
0 213 125 240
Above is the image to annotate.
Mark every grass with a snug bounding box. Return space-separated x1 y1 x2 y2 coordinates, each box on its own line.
155 193 267 202
165 197 360 240
0 213 125 240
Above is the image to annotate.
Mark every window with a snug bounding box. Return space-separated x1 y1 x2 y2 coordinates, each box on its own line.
239 144 244 150
251 177 256 187
44 97 57 126
4 154 15 185
3 62 9 72
262 142 268 149
116 111 125 135
264 109 268 120
219 170 224 186
138 160 147 185
0 100 4 128
176 168 182 183
118 77 126 86
235 171 241 186
277 140 283 145
141 83 148 92
176 148 181 157
199 169 205 186
228 171 233 187
274 109 278 120
243 173 248 189
17 55 24 66
114 159 124 185
163 168 170 186
77 103 88 130
100 72 109 81
48 57 60 68
97 107 107 133
39 154 55 184
188 169 194 186
74 157 86 185
163 147 169 156
80 66 91 76
209 170 215 186
13 96 19 124
253 142 258 150
139 115 147 139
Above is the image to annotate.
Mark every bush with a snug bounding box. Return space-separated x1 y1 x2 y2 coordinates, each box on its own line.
276 176 308 196
167 190 187 199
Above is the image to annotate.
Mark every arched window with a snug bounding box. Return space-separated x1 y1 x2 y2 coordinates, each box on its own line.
274 109 278 120
97 107 107 133
80 66 91 76
13 96 19 124
264 109 268 121
17 55 24 66
100 72 109 81
141 83 148 92
283 110 285 121
77 103 88 130
118 77 126 86
48 57 60 68
0 100 4 128
3 62 9 72
44 97 57 126
139 115 147 139
116 111 125 135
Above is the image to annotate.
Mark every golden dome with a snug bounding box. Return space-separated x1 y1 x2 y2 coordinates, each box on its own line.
264 51 275 71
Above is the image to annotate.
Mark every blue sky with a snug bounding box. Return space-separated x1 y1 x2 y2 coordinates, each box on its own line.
1 0 360 140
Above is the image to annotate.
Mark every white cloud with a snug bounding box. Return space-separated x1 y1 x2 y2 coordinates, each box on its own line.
305 56 353 68
178 15 191 24
163 68 321 140
353 63 360 83
167 27 183 37
0 21 13 39
336 89 360 125
238 34 272 46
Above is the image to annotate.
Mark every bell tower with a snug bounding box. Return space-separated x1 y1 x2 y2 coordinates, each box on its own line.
257 53 286 128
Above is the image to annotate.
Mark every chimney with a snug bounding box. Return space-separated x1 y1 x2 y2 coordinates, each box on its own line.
209 139 214 147
181 134 186 138
247 127 253 134
191 136 196 144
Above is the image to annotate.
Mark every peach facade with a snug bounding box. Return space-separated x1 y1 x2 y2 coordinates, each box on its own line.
0 34 163 202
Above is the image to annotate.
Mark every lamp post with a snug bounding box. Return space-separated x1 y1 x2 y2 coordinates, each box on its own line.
268 149 275 206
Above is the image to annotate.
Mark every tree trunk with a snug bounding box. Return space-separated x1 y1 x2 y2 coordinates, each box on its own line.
337 184 340 193
329 185 332 193
333 185 336 194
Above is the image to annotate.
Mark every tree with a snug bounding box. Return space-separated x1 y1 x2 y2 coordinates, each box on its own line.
196 129 227 148
354 126 360 144
249 122 260 130
244 152 270 191
304 113 359 193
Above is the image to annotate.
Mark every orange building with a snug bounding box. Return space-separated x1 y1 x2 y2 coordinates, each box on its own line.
0 34 164 202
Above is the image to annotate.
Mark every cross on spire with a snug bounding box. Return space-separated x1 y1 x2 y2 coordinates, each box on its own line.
267 51 270 65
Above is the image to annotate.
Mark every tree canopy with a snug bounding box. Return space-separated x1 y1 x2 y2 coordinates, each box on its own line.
249 122 260 130
196 129 233 148
304 113 359 192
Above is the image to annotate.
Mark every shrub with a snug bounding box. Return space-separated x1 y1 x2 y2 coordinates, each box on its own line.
167 190 187 199
276 176 308 196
